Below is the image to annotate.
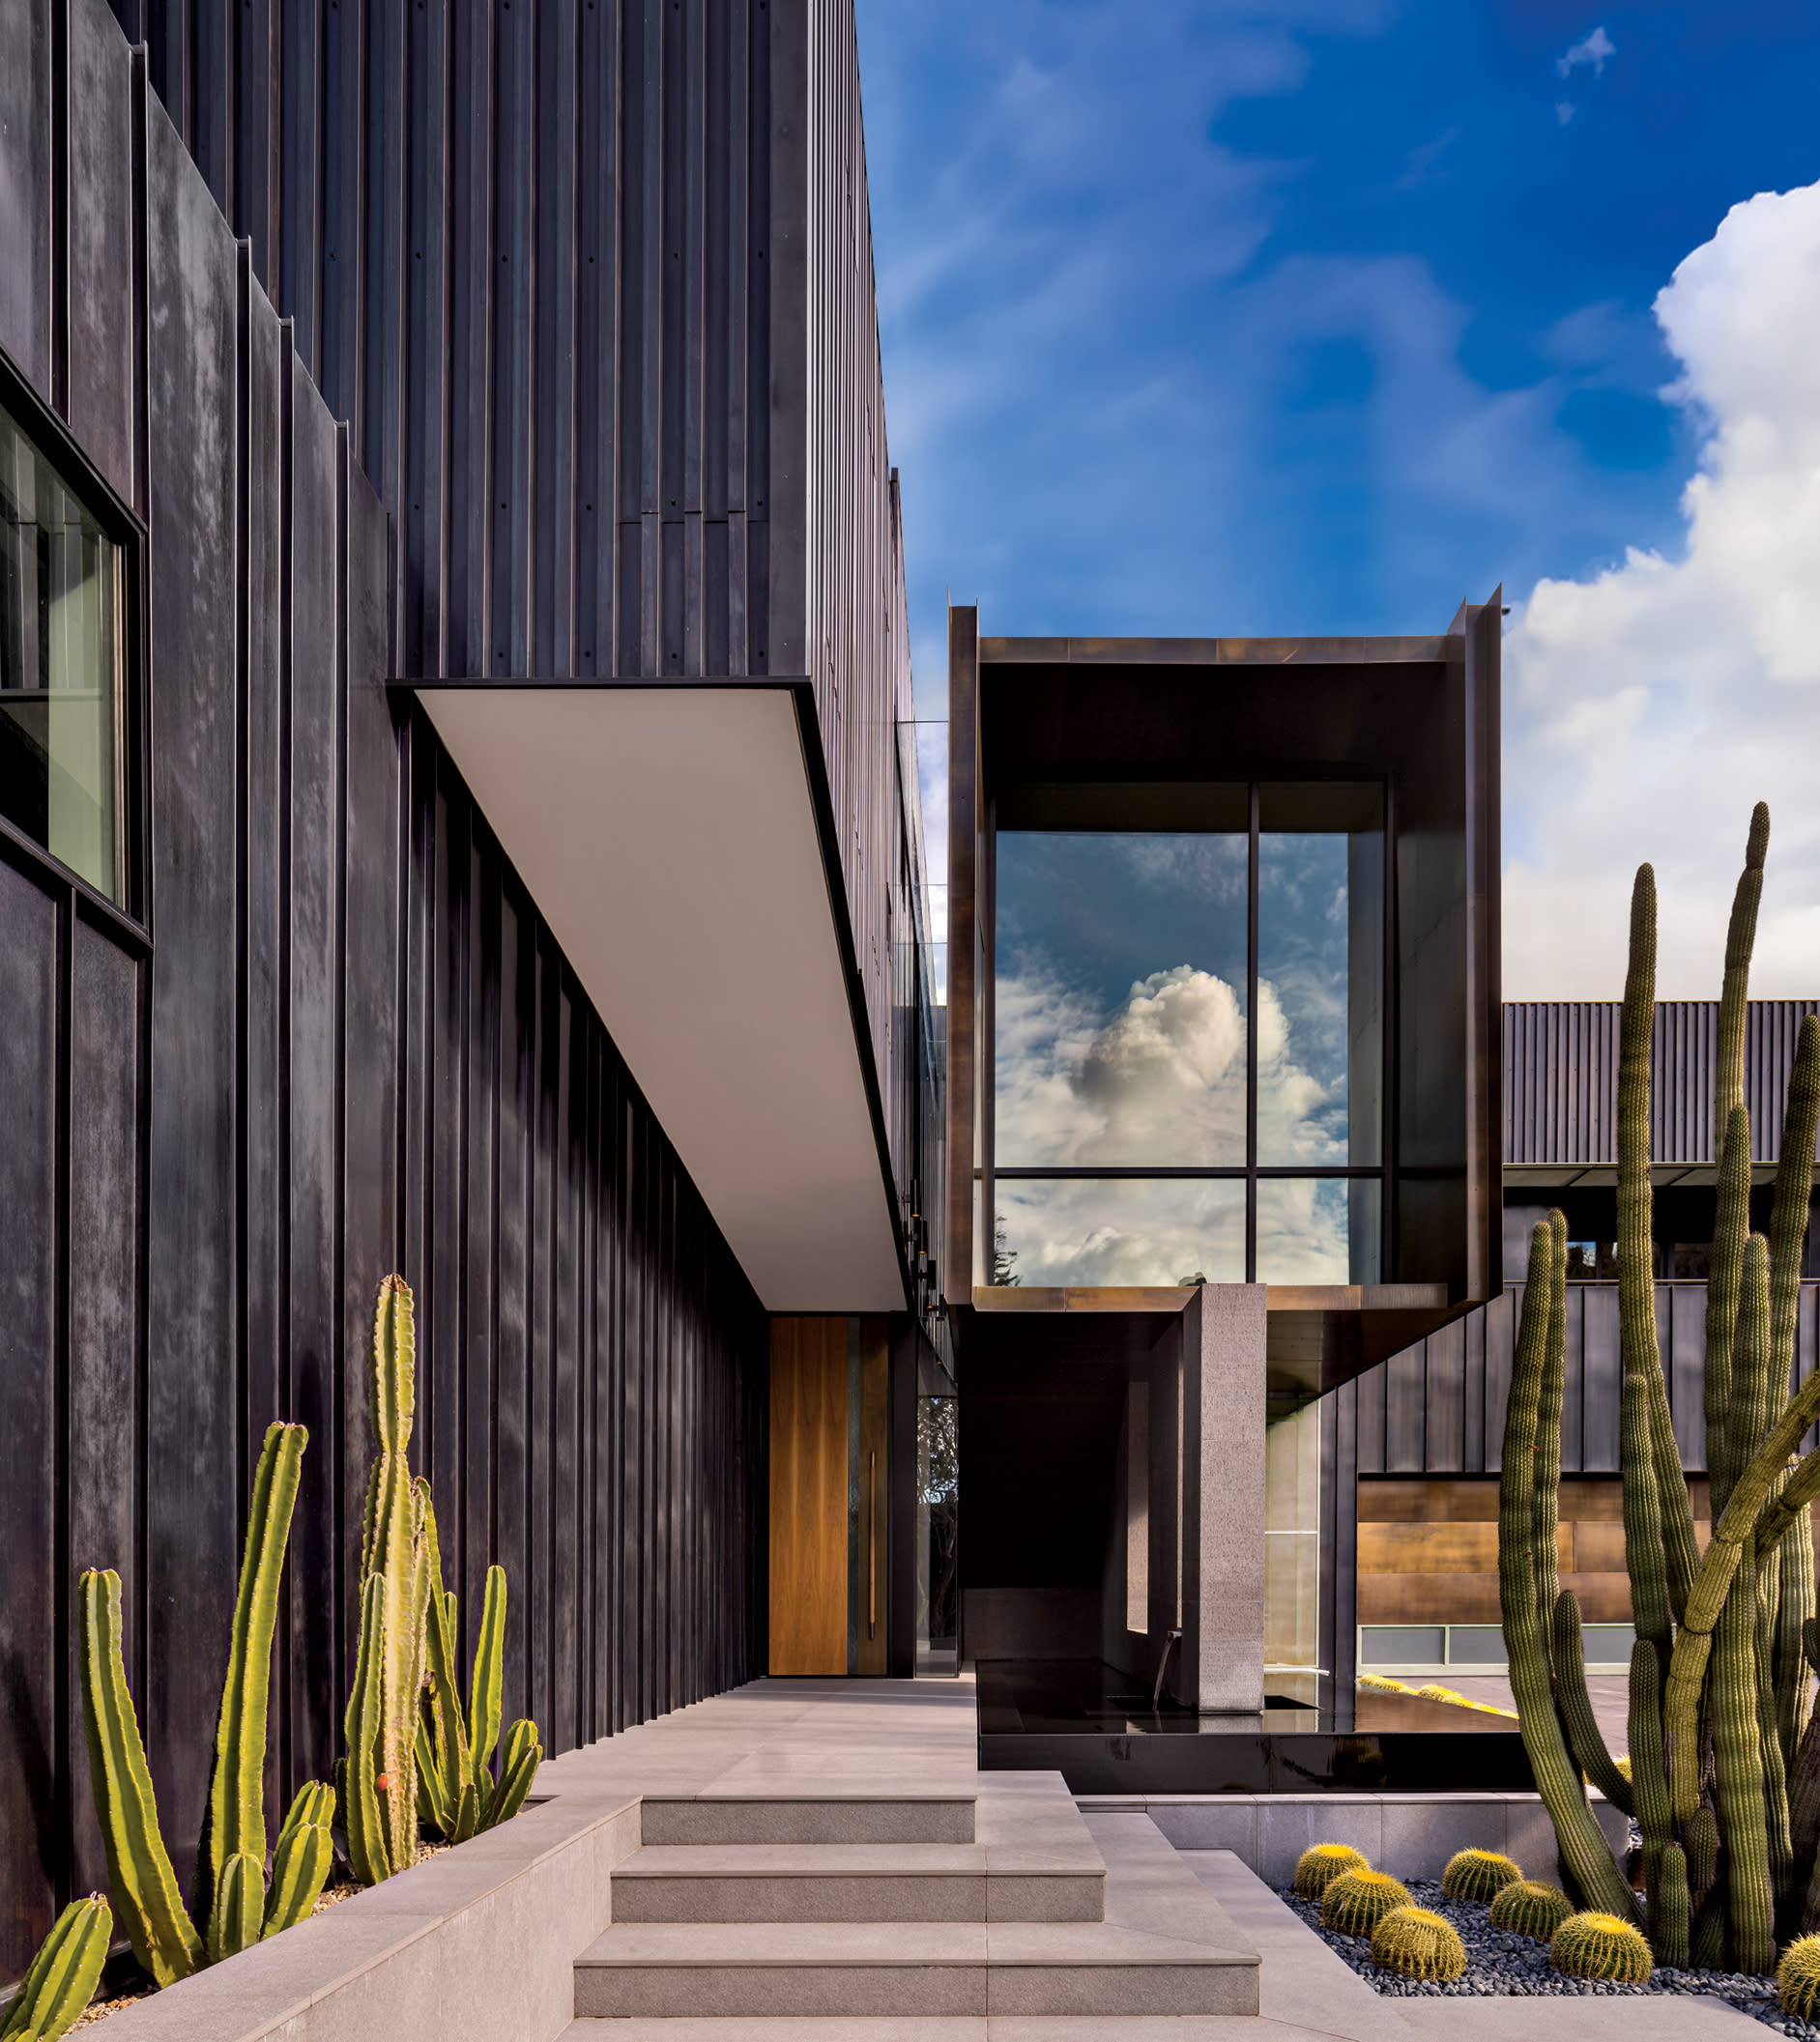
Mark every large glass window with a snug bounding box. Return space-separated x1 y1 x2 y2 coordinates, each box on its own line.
0 396 129 903
991 783 1385 1284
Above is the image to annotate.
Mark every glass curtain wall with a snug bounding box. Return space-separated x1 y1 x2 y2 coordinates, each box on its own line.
990 784 1385 1284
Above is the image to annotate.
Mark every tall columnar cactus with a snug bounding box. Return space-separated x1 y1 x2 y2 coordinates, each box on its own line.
415 1491 542 1842
344 1276 434 1885
1498 1219 1640 1923
79 1424 334 1989
1501 806 1820 1977
1 1897 111 2042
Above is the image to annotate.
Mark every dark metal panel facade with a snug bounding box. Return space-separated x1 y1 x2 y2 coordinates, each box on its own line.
0 0 770 1982
1357 1279 1820 1479
106 0 925 1262
1504 1000 1820 1165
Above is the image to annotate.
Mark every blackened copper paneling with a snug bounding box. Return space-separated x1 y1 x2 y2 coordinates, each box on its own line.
107 0 922 1255
1360 1277 1820 1481
0 0 770 1980
1504 1000 1820 1165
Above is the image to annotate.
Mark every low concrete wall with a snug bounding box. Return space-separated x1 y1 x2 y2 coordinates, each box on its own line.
89 1790 641 2042
1083 1792 1630 1890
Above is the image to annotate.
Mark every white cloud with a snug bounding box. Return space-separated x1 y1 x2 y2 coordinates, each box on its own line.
1504 182 1820 998
992 963 1351 1282
1555 101 1576 126
1557 27 1615 79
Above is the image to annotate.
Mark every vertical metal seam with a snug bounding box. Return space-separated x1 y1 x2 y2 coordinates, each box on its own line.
52 883 74 1910
1246 780 1259 1282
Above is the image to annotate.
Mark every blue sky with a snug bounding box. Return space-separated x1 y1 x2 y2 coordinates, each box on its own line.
860 3 1820 998
860 0 1818 680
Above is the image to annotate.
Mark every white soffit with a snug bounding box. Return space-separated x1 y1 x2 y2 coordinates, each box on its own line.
416 685 905 1312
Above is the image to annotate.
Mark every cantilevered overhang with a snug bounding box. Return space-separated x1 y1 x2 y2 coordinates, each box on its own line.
968 1281 1475 1398
407 680 907 1312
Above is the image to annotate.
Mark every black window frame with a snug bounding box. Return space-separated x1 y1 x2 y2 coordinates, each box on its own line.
982 774 1396 1284
0 342 149 939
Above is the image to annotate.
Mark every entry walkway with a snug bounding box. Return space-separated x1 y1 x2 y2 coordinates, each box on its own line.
543 1675 1257 2030
544 1677 1760 2042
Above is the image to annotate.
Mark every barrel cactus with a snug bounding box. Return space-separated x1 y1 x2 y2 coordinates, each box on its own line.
1370 1906 1467 1982
1550 1911 1653 1983
1489 1879 1574 1941
1322 1869 1411 1938
1293 1843 1369 1900
1778 1935 1820 2020
1441 1848 1522 1903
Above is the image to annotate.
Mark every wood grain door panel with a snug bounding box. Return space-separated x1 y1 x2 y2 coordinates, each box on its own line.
769 1319 850 1674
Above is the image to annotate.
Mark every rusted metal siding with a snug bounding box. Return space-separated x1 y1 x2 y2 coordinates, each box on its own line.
1504 1000 1820 1165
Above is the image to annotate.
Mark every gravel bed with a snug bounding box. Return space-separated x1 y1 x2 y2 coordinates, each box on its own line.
1280 1878 1815 2036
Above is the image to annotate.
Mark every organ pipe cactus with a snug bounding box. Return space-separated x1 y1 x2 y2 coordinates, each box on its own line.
78 1424 335 1989
1 1897 111 2042
415 1494 542 1843
1499 805 1820 1975
1498 1220 1640 1924
344 1276 434 1885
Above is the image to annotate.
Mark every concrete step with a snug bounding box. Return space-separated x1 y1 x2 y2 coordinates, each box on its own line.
610 1842 1104 1922
561 2021 1298 2040
572 1919 1259 2018
640 1792 975 1846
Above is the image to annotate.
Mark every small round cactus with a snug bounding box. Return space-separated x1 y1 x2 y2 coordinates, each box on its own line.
1293 1843 1370 1900
1322 1868 1412 1938
1441 1848 1523 1904
1488 1878 1574 1941
1370 1905 1468 1982
1550 1911 1652 1983
1778 1936 1820 2021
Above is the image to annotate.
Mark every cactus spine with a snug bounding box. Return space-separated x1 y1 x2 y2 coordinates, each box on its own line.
1440 1850 1521 1904
1370 1907 1466 1981
0 1897 111 2042
1551 1911 1653 1984
1293 1844 1368 1900
345 1276 433 1884
1780 1935 1820 2021
1489 1880 1574 1941
78 1424 333 1989
1322 1869 1409 1938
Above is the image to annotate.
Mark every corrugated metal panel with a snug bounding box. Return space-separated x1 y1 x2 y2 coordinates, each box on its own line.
1357 1279 1820 1478
1505 1000 1820 1165
105 0 923 1159
0 0 768 1979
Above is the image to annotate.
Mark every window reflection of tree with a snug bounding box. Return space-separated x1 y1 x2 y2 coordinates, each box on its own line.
918 1398 959 1654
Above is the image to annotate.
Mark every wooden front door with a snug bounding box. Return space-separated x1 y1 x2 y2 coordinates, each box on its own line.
768 1318 849 1674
